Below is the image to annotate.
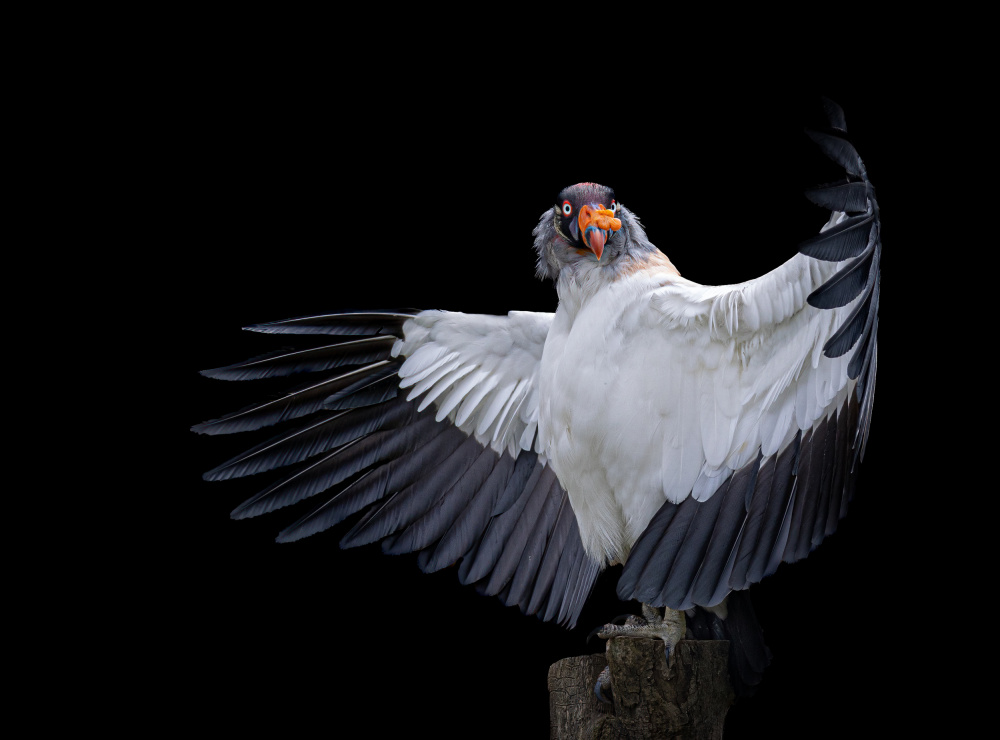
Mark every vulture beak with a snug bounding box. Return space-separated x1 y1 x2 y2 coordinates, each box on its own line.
577 205 622 261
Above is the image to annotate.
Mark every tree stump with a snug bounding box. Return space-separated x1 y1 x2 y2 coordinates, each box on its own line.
548 639 733 739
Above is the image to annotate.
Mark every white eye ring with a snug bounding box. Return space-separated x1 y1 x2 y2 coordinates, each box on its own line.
610 200 618 214
562 201 572 216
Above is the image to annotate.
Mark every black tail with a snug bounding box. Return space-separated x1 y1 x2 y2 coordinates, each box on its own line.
686 590 771 698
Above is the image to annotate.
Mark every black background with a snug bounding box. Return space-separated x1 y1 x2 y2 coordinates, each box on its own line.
143 40 958 739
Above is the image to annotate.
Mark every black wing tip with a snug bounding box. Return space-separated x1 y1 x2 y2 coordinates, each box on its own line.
189 416 258 436
191 419 223 435
803 180 869 214
198 366 240 381
804 128 863 173
229 491 262 519
231 494 284 521
804 126 847 143
273 506 338 543
204 461 247 482
245 320 301 334
819 96 847 131
244 309 422 334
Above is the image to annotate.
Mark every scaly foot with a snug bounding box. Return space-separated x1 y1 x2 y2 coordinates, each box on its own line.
594 603 686 704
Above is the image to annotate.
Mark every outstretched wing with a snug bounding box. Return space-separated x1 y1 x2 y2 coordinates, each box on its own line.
618 98 880 611
193 309 600 627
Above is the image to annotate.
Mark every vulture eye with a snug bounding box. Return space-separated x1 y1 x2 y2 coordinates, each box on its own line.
610 200 618 214
561 201 573 217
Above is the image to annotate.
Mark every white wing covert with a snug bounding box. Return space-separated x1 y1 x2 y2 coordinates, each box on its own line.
392 310 551 458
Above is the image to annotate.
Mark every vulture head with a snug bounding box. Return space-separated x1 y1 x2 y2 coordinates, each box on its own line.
533 182 660 282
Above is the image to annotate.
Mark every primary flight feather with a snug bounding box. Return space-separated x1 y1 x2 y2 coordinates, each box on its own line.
194 99 879 694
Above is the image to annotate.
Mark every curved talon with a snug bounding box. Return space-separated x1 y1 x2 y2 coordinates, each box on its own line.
593 604 686 650
588 613 639 644
594 665 614 705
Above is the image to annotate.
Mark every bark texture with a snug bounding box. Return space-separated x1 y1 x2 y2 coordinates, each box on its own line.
548 639 733 739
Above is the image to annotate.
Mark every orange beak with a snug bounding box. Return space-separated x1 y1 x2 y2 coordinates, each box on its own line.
577 205 622 261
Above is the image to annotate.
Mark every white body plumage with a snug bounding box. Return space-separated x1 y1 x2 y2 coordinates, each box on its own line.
391 209 862 572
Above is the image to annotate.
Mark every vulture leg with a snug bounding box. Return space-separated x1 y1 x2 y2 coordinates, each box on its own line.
598 603 687 649
594 603 687 704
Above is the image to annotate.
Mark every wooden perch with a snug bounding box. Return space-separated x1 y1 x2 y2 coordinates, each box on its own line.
548 639 733 739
